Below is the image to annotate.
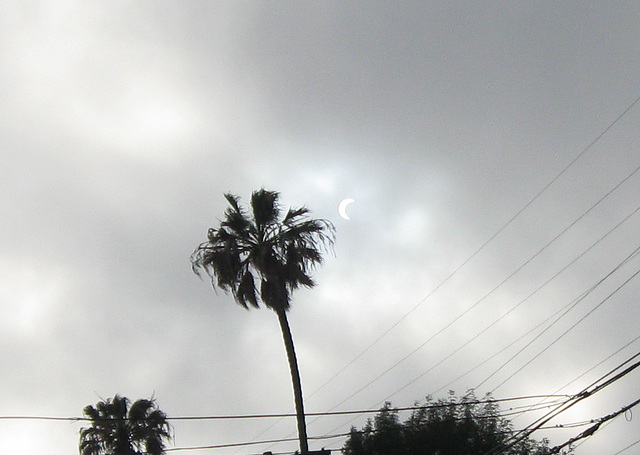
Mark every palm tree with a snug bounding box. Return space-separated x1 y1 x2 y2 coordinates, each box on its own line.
79 394 172 455
191 189 335 455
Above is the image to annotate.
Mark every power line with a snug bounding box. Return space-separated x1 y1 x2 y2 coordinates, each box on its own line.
481 331 640 432
474 244 640 391
611 438 640 455
0 394 569 423
161 396 576 454
470 241 640 394
318 392 570 444
490 355 640 454
264 204 640 455
164 433 346 452
549 396 640 454
484 350 640 455
3 395 574 455
486 258 640 393
552 332 640 397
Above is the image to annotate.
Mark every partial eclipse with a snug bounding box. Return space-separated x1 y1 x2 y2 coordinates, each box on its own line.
338 198 356 220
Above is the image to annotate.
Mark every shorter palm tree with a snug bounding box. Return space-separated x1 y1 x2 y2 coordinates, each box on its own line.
79 394 172 455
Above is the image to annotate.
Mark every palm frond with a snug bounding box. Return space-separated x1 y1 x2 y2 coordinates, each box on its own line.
285 263 315 289
83 405 100 421
261 278 290 311
251 188 281 229
128 399 154 421
146 409 172 435
282 219 335 249
79 395 171 455
193 189 335 312
224 193 242 214
235 269 259 309
145 437 165 455
79 434 103 455
111 394 129 419
222 210 251 234
283 206 309 224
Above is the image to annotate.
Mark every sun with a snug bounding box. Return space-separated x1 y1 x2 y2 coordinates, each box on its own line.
338 198 356 220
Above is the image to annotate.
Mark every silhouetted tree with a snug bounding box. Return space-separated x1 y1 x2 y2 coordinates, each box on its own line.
79 394 172 455
191 189 335 455
344 391 571 455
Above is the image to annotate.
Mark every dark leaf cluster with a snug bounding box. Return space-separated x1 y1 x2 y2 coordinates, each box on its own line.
191 188 335 312
343 391 569 455
79 394 172 455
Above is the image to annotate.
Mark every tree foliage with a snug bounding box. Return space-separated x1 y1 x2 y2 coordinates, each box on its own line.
79 394 172 455
343 391 571 455
191 188 335 313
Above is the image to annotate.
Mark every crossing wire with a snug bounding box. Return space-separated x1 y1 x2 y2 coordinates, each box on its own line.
162 397 575 453
0 394 568 423
487 263 640 393
477 245 640 392
483 351 640 455
611 438 640 455
549 397 640 454
475 331 640 432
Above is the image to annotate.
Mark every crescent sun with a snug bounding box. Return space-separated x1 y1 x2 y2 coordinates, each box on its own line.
338 198 356 220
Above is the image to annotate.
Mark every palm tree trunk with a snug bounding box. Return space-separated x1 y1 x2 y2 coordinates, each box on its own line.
276 308 309 455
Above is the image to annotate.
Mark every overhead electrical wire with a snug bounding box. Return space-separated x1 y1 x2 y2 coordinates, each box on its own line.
611 438 640 455
0 397 571 455
388 178 640 408
552 332 640 397
433 311 640 399
286 239 640 452
164 432 345 452
162 396 575 454
476 244 640 392
486 261 640 393
165 413 629 455
483 351 640 455
482 331 640 431
0 394 568 423
197 402 616 455
1 396 577 455
548 397 640 454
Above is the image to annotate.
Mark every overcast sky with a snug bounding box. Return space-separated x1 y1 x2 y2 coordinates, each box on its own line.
1 2 640 454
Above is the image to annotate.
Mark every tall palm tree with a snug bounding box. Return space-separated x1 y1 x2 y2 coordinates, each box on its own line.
191 189 335 455
79 394 172 455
